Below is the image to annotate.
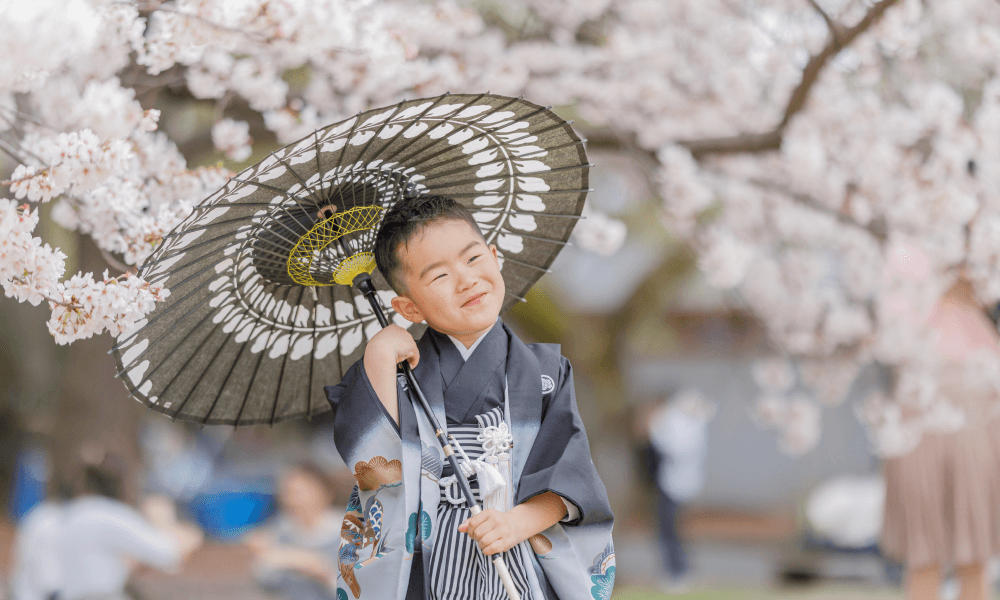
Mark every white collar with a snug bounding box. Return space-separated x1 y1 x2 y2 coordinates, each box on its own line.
446 321 497 361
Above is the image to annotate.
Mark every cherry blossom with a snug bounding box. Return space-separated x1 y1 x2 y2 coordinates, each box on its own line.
2 0 998 457
211 119 253 162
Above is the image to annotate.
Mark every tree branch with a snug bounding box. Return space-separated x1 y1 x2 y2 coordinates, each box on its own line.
99 248 135 275
10 276 78 309
742 175 886 241
805 0 844 45
677 0 901 157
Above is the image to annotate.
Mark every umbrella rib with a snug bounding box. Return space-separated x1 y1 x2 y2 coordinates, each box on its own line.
160 211 308 270
227 177 314 206
145 237 269 288
148 241 291 292
155 205 326 274
141 276 274 390
496 254 550 273
516 139 588 160
117 267 241 347
227 176 323 224
161 213 297 242
421 135 587 177
496 228 570 246
150 317 228 413
503 290 527 303
343 99 411 216
171 278 282 422
113 279 233 359
475 207 584 219
268 284 308 425
145 233 233 271
422 163 592 189
388 96 526 174
134 281 264 415
328 284 345 387
485 118 580 149
405 104 552 175
232 283 297 426
367 93 484 169
272 154 323 205
423 163 591 191
214 187 331 257
188 202 304 209
353 99 408 172
312 128 326 201
249 238 323 267
326 110 364 188
445 187 591 198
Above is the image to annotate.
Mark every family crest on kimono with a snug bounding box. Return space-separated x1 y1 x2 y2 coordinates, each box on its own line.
325 195 616 599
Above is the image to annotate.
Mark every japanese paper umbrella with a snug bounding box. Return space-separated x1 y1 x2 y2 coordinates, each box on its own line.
111 92 590 426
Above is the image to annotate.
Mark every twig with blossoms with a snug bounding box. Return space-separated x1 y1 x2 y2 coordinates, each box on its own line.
0 199 168 344
676 0 901 157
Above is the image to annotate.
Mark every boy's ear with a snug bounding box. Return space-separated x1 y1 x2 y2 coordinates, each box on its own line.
390 294 425 324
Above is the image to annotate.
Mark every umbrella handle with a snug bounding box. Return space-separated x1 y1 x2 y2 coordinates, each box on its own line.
353 273 521 600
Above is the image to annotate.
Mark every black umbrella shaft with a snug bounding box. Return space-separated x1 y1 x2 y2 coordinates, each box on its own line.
352 274 478 510
353 276 517 600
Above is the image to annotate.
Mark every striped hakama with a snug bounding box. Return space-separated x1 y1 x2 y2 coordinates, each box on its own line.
427 406 536 600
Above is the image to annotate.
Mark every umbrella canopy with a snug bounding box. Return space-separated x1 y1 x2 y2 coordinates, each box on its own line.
112 93 589 426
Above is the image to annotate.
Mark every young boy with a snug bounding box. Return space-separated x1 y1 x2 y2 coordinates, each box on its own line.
325 196 615 600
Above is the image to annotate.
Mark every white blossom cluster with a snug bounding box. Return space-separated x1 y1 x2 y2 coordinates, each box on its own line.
1 0 628 346
632 0 1000 454
0 198 168 344
491 0 1000 454
3 0 996 455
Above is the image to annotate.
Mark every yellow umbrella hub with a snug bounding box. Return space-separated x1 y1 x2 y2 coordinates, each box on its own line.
286 205 383 286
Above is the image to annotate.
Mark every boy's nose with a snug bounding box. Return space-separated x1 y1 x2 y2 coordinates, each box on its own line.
455 266 477 291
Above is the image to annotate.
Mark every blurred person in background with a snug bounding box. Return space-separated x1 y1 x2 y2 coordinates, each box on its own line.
9 453 202 600
642 389 715 594
245 461 344 600
881 280 1000 600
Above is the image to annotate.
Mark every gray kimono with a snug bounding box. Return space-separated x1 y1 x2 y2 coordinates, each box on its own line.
325 320 615 599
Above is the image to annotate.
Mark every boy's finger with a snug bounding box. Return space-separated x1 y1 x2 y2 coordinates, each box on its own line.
478 529 502 548
466 520 489 540
466 516 498 540
482 540 509 555
406 343 420 367
464 511 489 527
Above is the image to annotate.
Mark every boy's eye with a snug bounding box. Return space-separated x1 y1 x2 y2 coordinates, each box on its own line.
468 255 481 263
432 273 447 282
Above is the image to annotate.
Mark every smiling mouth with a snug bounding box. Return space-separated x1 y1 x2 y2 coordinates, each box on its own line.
462 292 488 307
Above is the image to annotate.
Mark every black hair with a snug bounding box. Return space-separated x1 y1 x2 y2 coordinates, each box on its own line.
373 194 485 292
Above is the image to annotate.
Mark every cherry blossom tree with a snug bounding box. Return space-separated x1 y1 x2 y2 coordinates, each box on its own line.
530 0 1000 455
3 0 998 456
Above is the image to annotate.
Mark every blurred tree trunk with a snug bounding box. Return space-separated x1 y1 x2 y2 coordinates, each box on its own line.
48 236 144 504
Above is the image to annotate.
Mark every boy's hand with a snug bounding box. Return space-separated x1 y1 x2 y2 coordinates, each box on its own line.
458 492 567 555
458 509 525 555
365 324 419 370
363 325 419 425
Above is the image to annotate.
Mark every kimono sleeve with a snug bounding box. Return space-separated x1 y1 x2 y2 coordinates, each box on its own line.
514 357 613 526
324 360 401 466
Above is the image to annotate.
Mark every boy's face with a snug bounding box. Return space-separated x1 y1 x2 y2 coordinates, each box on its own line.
389 219 505 345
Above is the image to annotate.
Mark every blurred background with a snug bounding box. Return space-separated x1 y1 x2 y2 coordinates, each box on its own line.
4 0 1000 598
